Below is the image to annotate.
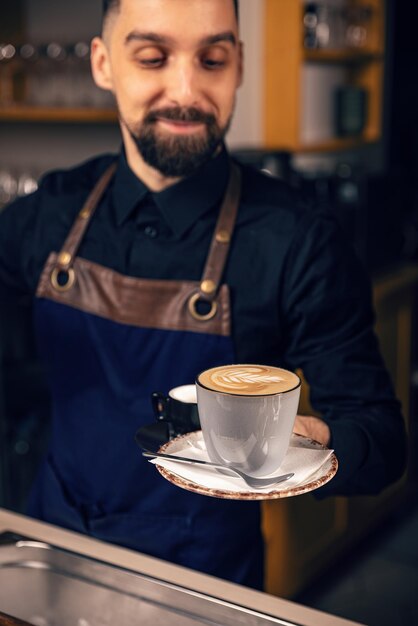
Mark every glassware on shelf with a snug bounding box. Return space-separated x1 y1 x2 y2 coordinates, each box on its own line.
0 167 39 210
17 171 39 196
303 3 332 49
26 44 50 106
65 41 94 107
46 42 68 106
327 4 348 50
303 3 375 52
344 4 374 49
0 169 17 207
27 42 68 106
73 41 92 105
0 43 17 106
315 5 331 48
18 43 39 104
303 3 320 49
64 41 115 108
303 3 347 50
1 40 116 110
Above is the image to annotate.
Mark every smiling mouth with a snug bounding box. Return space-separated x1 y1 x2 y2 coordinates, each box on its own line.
156 118 206 134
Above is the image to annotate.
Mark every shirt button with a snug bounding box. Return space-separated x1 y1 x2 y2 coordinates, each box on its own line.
143 225 158 239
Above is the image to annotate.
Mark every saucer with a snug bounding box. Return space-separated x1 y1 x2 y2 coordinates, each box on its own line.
151 431 338 501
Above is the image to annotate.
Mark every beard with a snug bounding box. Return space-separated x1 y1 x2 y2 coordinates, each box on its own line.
123 106 231 177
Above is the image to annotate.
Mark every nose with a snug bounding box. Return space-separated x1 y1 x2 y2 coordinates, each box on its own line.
166 59 200 107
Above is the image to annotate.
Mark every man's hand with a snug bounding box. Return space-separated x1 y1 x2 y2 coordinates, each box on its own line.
293 414 331 447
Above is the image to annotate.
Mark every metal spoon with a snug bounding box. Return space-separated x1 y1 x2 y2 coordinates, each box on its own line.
142 451 294 489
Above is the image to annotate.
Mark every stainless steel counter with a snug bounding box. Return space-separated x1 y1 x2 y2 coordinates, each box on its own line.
0 508 362 626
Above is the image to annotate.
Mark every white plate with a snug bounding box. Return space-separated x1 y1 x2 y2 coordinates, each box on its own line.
152 431 338 501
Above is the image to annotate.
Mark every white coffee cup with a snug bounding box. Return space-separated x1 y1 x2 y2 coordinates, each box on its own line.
196 364 301 478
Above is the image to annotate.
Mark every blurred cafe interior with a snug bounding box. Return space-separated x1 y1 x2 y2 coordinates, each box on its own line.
0 1 418 625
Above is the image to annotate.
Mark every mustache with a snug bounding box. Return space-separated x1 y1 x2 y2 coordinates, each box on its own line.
144 106 217 126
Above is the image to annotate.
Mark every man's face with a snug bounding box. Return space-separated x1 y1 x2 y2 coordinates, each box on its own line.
92 0 242 177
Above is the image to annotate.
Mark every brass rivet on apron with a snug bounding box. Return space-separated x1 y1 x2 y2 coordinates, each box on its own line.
216 230 230 244
188 293 218 322
58 251 72 266
51 267 76 292
200 279 216 295
79 208 90 219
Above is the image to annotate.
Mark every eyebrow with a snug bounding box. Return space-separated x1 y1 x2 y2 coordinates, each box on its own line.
202 32 237 47
124 30 237 47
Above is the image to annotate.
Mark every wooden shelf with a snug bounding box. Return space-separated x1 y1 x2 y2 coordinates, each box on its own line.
264 0 385 153
304 49 384 64
0 106 118 123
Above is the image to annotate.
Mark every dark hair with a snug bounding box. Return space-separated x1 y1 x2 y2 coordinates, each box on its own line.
102 0 239 23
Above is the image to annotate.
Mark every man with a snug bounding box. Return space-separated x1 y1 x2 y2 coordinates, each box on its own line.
0 0 406 590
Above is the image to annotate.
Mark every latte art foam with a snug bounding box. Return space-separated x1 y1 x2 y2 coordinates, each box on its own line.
198 365 300 396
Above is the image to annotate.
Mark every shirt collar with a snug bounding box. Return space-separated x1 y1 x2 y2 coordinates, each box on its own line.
112 146 230 237
112 150 149 225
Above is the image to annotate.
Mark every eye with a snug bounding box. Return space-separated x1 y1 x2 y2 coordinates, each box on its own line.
201 46 228 70
202 57 225 69
139 56 166 68
134 46 167 68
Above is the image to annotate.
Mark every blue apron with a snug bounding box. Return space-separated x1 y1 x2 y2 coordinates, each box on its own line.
28 162 264 588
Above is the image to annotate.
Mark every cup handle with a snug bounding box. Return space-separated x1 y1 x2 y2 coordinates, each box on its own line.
151 392 176 440
151 391 169 421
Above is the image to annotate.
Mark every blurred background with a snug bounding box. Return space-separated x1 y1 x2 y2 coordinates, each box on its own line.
0 1 417 624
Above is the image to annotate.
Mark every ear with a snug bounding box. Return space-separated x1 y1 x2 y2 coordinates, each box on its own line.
90 36 114 91
237 41 244 88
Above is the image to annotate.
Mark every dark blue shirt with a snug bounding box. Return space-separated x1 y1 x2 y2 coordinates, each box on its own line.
0 146 407 496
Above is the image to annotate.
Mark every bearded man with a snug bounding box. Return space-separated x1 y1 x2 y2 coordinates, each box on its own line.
0 0 406 590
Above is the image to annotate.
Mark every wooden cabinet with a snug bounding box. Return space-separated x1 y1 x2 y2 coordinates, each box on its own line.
0 2 116 125
2 0 387 142
0 107 116 124
264 0 385 152
263 264 418 598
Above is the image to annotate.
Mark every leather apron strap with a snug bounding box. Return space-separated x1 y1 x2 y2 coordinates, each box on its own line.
50 162 117 290
198 161 241 302
50 159 241 323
